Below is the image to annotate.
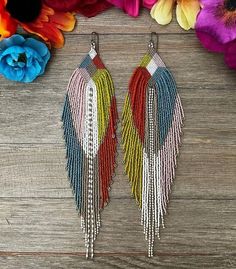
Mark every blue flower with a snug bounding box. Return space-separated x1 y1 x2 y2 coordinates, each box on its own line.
0 34 50 83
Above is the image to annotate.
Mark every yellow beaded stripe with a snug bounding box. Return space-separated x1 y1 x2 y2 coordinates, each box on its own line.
122 95 143 206
94 69 115 144
140 54 152 68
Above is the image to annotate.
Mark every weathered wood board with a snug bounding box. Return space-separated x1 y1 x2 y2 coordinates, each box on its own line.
0 9 235 269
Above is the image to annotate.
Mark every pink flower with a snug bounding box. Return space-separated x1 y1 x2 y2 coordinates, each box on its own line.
196 0 236 69
225 40 236 69
107 0 156 17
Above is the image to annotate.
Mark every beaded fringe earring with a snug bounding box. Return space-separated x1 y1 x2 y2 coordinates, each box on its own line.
122 33 184 257
62 33 118 259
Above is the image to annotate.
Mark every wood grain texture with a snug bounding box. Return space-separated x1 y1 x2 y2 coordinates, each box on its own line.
0 198 235 253
0 255 235 269
0 9 235 269
0 144 235 199
76 9 186 34
1 255 235 269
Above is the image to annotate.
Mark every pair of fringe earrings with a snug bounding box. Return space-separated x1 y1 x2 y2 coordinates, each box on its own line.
62 32 184 259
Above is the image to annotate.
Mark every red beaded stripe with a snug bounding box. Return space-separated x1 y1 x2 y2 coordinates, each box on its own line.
98 97 118 208
128 67 151 142
93 55 105 69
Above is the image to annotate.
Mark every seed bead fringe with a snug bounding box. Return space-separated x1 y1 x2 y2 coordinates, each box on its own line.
62 48 117 259
122 49 184 257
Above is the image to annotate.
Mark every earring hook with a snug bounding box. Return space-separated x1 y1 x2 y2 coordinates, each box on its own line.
148 32 158 50
91 32 99 51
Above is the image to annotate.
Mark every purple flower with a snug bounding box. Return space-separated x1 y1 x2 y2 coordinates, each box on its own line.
196 0 236 69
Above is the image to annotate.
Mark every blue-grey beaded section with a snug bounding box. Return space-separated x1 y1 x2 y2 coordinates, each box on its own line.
152 67 177 146
62 95 84 212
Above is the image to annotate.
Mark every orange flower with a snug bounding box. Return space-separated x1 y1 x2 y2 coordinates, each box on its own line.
0 0 76 48
0 0 17 38
21 4 76 48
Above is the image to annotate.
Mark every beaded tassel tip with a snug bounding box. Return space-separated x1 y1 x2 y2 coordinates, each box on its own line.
62 33 118 259
122 33 184 257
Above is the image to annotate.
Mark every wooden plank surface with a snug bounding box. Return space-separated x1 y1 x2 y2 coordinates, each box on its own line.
0 8 235 268
1 255 235 269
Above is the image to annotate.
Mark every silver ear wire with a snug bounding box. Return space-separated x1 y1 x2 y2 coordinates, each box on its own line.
148 32 158 51
91 32 99 51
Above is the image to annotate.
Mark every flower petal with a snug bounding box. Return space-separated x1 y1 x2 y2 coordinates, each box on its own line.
24 47 43 62
43 0 78 12
124 0 140 17
0 6 17 39
21 4 76 48
0 34 25 50
143 0 157 9
150 0 175 25
0 63 21 82
196 30 226 53
22 23 64 49
195 2 236 44
225 41 236 70
176 3 189 30
200 0 222 7
15 68 25 81
0 45 25 59
176 0 200 30
48 11 76 31
107 0 123 9
76 0 112 18
24 37 49 57
107 0 140 17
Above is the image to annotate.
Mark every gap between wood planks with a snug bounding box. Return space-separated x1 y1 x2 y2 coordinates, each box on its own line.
0 251 225 257
65 33 195 36
0 197 235 200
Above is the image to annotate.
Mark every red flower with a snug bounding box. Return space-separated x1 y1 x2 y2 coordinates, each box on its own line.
44 0 112 17
43 0 79 12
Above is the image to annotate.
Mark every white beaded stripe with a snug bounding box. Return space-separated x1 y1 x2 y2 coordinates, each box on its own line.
141 91 184 257
141 87 156 257
85 84 97 259
152 53 166 68
89 48 97 60
146 53 166 76
159 94 184 212
146 59 158 76
77 79 100 259
82 80 98 157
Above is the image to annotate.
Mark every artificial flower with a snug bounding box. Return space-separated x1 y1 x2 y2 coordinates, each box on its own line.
0 0 76 48
21 4 76 48
0 34 50 83
6 0 42 23
43 0 79 12
75 0 112 17
44 0 112 18
196 0 236 45
151 0 201 30
107 0 156 17
196 0 236 69
0 0 17 38
224 40 236 69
